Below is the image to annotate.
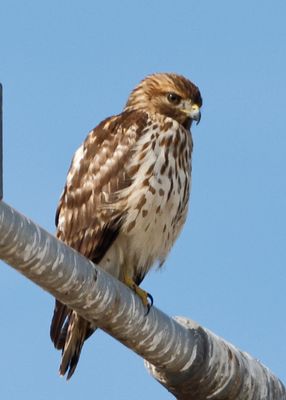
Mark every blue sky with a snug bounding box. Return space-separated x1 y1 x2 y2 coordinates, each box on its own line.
0 1 286 398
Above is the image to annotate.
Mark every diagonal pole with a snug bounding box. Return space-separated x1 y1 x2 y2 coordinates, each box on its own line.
0 200 285 399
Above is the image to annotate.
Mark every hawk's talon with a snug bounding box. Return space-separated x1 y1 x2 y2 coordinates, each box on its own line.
123 274 153 314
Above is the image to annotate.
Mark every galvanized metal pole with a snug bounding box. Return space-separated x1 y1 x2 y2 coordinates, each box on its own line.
0 200 285 399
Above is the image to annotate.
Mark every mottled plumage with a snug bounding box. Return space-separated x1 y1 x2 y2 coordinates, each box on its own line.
50 73 202 379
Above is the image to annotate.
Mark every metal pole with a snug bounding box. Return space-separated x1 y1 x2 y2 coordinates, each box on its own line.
0 200 285 399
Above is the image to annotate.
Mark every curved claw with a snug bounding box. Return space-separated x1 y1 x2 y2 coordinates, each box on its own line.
123 274 153 315
145 293 154 316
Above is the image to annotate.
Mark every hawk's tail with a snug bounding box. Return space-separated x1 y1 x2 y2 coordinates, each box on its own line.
50 300 95 379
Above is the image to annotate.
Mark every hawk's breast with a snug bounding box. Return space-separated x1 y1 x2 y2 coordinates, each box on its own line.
115 115 192 277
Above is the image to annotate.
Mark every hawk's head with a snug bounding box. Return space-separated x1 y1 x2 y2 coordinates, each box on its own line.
125 73 202 129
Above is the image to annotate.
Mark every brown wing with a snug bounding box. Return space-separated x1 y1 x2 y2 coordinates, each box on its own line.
50 110 148 379
55 110 147 259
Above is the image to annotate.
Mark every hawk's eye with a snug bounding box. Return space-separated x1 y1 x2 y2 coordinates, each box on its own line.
167 92 181 105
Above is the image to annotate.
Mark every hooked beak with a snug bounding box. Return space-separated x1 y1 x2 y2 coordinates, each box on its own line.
182 102 201 125
189 104 201 125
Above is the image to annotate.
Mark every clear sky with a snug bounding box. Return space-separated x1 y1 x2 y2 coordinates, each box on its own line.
0 1 286 399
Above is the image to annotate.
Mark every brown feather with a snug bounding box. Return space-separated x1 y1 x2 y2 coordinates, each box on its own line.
59 312 92 380
50 300 70 350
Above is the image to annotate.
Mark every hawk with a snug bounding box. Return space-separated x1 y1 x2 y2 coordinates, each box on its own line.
50 73 202 379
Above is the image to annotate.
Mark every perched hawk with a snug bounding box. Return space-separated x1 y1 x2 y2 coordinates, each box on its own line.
50 73 202 379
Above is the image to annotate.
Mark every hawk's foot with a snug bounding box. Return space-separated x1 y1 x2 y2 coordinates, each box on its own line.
123 275 153 315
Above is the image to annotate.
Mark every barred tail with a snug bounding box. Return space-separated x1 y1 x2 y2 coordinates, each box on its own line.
50 300 95 379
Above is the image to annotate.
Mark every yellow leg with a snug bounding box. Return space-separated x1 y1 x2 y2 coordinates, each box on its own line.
123 274 153 312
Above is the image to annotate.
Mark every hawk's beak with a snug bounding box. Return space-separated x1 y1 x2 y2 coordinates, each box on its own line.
189 104 201 125
182 102 201 125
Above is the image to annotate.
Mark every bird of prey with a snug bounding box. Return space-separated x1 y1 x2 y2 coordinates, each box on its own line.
50 73 202 379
